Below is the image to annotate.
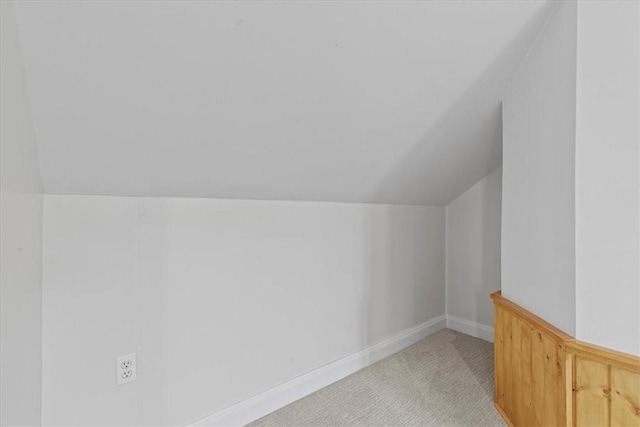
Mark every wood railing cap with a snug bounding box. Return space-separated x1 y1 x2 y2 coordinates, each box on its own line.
567 340 640 373
491 291 640 372
490 290 574 341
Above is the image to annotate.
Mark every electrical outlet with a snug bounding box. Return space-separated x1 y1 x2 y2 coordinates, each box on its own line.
116 353 137 385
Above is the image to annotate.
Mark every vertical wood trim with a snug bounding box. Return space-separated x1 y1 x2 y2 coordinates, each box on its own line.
495 305 505 408
532 329 545 426
543 334 557 425
565 352 573 427
555 343 567 427
504 309 513 419
607 365 612 425
572 353 576 427
521 321 533 424
512 316 522 424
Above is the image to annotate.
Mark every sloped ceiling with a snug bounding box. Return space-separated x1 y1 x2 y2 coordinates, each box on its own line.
15 1 553 205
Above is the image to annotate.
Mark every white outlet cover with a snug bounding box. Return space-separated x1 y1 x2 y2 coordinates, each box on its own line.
115 353 137 385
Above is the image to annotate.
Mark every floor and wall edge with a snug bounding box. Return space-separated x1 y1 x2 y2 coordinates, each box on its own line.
187 315 447 427
446 315 494 343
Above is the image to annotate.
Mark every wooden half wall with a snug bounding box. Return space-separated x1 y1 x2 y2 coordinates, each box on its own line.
491 291 640 427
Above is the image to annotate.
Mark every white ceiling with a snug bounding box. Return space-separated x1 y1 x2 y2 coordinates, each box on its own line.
15 1 553 205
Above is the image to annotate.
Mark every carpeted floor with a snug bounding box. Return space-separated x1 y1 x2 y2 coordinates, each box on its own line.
249 329 504 426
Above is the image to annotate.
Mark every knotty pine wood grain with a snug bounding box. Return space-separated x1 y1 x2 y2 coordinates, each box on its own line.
491 291 639 427
531 329 545 426
491 294 570 427
520 320 534 423
574 356 609 426
611 366 640 426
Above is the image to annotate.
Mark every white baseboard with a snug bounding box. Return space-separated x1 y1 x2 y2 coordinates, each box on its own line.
446 315 494 343
188 315 447 427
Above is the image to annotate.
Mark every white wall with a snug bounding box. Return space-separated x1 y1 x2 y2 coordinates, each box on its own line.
446 166 502 339
502 0 640 355
42 195 445 425
575 1 640 356
501 1 577 335
0 1 44 425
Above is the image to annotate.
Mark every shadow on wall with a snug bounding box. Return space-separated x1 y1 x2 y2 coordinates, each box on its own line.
358 207 443 356
366 1 554 206
479 166 502 327
138 202 171 426
351 0 552 376
125 200 444 425
445 164 502 332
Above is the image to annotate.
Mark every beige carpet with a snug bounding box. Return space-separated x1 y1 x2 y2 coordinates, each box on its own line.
249 329 504 426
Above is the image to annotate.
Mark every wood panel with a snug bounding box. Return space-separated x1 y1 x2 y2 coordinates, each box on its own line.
513 316 522 422
503 309 513 419
494 303 504 407
543 334 559 424
611 366 640 425
568 340 640 427
520 320 533 423
491 292 572 427
531 329 545 426
574 356 609 426
492 291 640 427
